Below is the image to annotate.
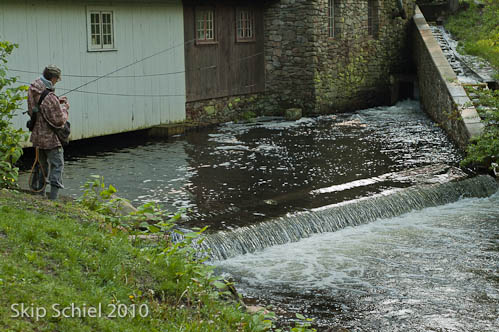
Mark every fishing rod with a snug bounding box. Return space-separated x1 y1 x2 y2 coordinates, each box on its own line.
60 39 195 97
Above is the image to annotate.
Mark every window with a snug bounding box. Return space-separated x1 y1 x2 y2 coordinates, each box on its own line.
87 9 115 51
196 8 215 43
236 8 255 42
328 0 341 38
368 0 379 39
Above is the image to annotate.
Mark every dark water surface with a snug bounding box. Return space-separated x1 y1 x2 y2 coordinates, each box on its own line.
21 100 461 231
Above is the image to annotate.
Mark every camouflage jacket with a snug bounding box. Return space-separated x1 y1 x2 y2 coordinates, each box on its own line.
27 78 69 150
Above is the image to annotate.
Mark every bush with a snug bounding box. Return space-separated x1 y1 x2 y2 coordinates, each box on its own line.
461 87 499 170
0 41 28 188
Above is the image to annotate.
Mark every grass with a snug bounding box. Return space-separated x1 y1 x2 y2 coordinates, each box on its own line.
445 0 499 75
0 189 282 332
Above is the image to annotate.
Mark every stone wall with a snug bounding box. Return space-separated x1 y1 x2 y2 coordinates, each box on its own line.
313 0 417 112
412 5 482 149
262 0 417 114
263 0 319 113
186 94 264 124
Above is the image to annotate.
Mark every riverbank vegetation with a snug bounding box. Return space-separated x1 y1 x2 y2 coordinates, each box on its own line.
444 1 499 171
0 187 316 332
445 0 499 74
0 41 27 189
462 86 499 170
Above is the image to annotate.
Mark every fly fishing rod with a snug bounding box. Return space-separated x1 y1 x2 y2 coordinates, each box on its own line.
60 39 195 97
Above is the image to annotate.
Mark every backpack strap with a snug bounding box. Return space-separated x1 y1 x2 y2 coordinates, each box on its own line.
37 89 51 109
26 88 53 132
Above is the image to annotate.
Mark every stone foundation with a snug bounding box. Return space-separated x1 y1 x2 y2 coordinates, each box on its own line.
186 94 266 123
264 0 417 114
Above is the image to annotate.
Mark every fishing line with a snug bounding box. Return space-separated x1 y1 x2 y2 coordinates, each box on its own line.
59 38 196 96
17 80 259 98
8 51 263 79
14 48 265 97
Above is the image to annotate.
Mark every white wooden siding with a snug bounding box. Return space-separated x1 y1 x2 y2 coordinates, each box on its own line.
0 0 186 143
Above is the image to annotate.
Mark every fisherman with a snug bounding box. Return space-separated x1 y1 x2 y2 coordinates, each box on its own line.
27 65 70 200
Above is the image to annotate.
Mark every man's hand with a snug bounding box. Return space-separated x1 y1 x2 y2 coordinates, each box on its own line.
59 97 70 111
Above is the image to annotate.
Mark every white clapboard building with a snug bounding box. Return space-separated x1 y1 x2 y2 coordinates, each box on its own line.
1 0 186 142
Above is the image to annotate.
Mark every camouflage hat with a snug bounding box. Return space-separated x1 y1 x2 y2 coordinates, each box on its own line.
44 65 62 78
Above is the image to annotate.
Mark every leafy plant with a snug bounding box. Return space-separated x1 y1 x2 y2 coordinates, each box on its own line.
0 41 28 188
76 175 318 331
462 87 499 170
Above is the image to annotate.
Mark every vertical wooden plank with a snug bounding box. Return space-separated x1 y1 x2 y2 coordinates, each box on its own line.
183 0 265 102
122 5 136 133
60 1 83 140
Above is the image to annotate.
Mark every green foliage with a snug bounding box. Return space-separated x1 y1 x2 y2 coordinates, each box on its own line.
74 176 317 331
77 175 118 210
461 87 499 169
240 110 257 122
0 190 268 331
0 41 28 188
445 0 499 71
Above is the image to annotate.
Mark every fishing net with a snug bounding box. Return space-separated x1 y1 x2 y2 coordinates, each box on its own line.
28 148 47 193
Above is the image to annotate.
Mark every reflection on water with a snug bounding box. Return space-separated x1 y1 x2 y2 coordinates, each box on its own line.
20 100 461 231
216 193 499 331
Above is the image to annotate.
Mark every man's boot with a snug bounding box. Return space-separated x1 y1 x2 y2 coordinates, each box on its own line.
48 186 59 201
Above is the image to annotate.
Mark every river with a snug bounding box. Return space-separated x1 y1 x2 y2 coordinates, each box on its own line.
20 100 461 232
216 192 499 331
18 99 498 331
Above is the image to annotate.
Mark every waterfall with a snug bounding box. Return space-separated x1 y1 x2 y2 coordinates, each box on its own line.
200 175 498 260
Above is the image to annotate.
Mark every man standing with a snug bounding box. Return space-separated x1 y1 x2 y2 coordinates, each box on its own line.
27 65 69 200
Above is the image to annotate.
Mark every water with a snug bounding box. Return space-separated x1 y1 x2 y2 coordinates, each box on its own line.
216 192 499 331
201 175 498 260
20 100 461 232
18 98 497 330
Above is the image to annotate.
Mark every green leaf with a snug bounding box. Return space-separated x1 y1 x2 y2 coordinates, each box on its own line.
108 184 117 194
183 232 200 239
148 225 161 233
212 281 227 290
295 313 306 320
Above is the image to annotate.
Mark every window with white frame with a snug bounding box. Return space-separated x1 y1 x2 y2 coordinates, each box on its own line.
328 0 341 38
196 7 215 43
236 8 255 42
87 9 115 50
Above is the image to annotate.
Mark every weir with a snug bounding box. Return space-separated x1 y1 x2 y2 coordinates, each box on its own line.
201 174 498 260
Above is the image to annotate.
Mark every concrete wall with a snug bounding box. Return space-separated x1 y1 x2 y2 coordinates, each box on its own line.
2 0 186 143
412 5 482 149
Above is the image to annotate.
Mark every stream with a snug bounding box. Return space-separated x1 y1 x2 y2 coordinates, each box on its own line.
18 98 498 331
20 100 461 232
